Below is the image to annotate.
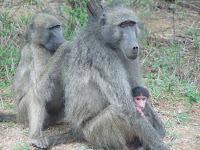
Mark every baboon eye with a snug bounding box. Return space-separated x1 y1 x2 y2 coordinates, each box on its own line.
142 98 146 101
136 98 140 100
120 22 127 28
129 21 136 26
49 25 61 30
55 25 61 28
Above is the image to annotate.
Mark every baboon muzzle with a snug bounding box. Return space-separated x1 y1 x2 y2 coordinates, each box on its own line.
125 46 139 60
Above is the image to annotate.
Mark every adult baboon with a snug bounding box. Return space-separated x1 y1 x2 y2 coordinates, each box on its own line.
0 13 68 143
32 5 170 150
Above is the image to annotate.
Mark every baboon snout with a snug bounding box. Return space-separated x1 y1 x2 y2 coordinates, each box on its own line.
133 46 139 54
132 46 139 56
124 46 139 60
133 46 138 51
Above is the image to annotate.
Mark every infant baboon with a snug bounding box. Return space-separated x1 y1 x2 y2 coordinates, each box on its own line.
128 86 165 150
32 5 170 150
0 13 67 143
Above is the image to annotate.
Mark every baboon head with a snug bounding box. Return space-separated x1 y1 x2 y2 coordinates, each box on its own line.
100 6 141 59
29 13 65 52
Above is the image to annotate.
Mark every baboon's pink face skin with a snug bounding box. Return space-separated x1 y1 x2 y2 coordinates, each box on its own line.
133 95 147 110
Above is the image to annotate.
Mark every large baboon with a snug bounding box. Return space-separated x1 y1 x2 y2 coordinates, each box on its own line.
32 5 170 150
0 13 68 143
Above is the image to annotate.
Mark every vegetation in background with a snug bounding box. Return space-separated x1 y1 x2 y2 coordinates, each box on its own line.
0 0 89 86
133 0 200 106
61 0 89 39
0 0 199 106
0 0 199 149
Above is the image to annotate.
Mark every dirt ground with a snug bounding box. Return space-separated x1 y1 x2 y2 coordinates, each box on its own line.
0 0 200 150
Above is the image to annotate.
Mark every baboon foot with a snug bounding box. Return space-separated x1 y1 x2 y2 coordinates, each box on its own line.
125 145 136 150
30 131 75 149
30 136 52 149
125 146 136 150
136 146 149 150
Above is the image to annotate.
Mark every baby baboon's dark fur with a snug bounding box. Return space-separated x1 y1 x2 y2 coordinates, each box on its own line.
0 13 68 143
32 5 170 150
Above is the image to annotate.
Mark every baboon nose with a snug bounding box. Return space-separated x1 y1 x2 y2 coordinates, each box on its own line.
133 46 138 51
133 46 139 56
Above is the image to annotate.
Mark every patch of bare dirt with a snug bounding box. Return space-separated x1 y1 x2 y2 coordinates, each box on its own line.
0 0 200 150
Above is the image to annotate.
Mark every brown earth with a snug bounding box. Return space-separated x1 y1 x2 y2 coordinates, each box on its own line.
0 0 200 150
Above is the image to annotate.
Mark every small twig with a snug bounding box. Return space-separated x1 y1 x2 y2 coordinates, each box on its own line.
9 5 21 19
141 45 153 65
5 65 12 82
188 21 195 32
176 34 193 40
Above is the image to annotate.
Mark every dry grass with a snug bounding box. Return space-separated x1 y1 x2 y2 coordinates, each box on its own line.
0 0 200 150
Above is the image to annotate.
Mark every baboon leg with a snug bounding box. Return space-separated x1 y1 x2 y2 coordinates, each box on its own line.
16 88 32 126
32 105 134 149
31 130 76 149
28 87 47 140
82 105 134 149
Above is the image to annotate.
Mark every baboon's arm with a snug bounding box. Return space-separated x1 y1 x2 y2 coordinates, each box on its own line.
13 44 33 103
146 102 166 138
33 42 70 101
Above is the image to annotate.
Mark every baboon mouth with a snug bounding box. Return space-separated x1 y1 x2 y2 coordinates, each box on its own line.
127 55 138 59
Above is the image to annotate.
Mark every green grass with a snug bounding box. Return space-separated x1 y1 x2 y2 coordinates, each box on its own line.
142 22 200 105
0 1 199 149
13 143 32 150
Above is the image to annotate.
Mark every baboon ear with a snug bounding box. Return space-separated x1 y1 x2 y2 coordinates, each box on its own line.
29 20 34 33
100 14 106 26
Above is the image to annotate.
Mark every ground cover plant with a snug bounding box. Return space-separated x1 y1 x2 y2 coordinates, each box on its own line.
0 0 199 149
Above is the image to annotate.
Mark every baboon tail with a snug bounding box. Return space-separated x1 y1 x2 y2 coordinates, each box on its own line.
0 112 17 122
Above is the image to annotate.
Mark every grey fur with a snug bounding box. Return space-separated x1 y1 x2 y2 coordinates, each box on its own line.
0 13 68 143
32 6 170 150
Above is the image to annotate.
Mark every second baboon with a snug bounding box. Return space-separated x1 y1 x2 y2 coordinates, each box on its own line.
32 5 170 150
0 13 68 143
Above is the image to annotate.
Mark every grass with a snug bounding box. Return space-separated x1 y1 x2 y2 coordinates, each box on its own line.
13 143 32 150
0 0 199 149
0 0 199 106
165 111 190 128
141 15 200 106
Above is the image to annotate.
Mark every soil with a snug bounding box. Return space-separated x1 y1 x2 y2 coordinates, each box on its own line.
0 0 200 150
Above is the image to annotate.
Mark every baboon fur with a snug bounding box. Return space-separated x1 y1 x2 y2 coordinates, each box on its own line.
0 13 68 142
32 5 170 150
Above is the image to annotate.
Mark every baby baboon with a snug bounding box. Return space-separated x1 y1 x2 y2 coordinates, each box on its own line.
32 5 170 150
0 13 67 143
129 86 165 150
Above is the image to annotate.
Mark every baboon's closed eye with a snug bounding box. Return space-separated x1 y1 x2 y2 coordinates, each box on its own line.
49 25 61 30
